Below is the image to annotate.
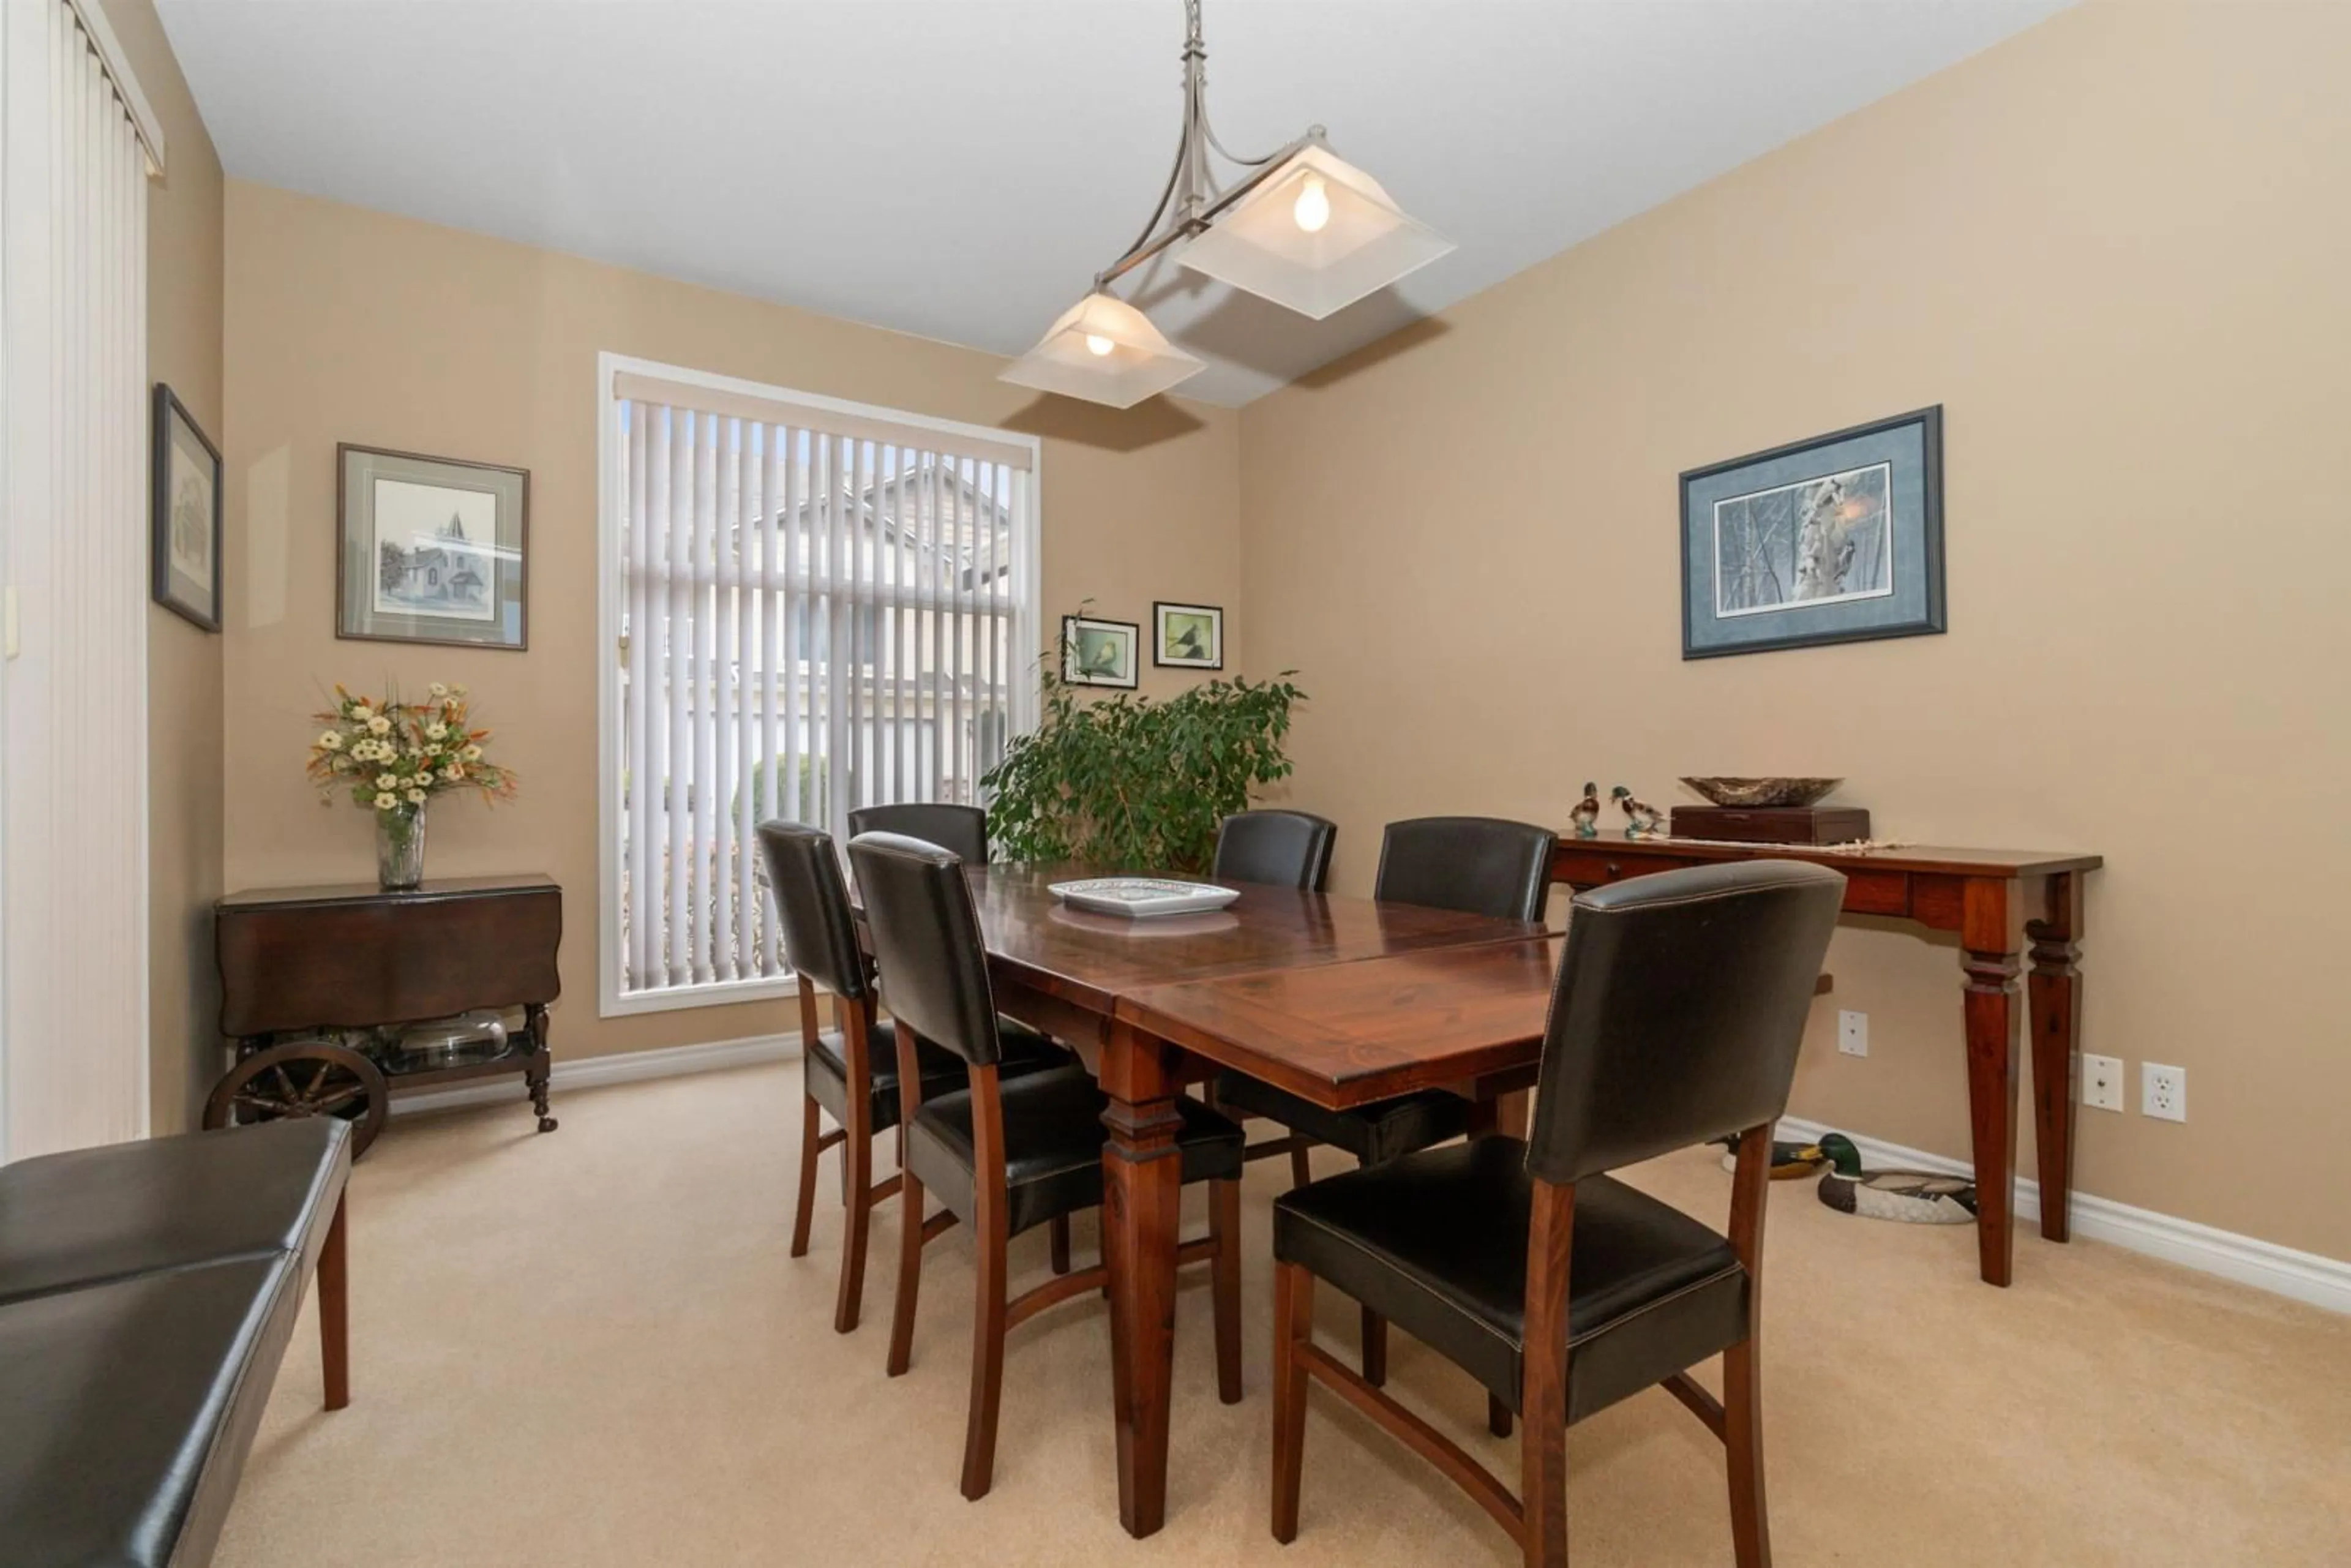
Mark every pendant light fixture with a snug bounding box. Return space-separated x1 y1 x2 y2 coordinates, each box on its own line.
1000 0 1454 408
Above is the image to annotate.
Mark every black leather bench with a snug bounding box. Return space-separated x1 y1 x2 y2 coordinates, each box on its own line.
0 1117 354 1567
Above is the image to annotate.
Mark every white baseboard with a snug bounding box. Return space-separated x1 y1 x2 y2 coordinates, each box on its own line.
1776 1116 2351 1316
391 1032 799 1118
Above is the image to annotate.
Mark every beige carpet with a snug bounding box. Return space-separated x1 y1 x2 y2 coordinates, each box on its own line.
216 1063 2350 1567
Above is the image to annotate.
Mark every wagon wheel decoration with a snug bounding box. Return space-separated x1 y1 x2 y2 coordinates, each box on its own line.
204 1041 390 1158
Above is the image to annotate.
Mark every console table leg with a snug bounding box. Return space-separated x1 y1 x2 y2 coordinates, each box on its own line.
2027 872 2083 1243
524 1004 557 1133
1961 879 2023 1287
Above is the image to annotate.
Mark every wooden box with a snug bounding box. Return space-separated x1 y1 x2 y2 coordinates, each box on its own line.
1670 805 1873 846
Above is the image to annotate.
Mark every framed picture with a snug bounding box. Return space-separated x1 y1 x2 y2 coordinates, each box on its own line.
151 384 222 631
337 444 530 651
1062 613 1139 688
1152 601 1223 669
1680 406 1944 659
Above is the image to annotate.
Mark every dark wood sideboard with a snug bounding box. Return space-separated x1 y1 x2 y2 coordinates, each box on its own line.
1551 836 2100 1288
212 875 564 1155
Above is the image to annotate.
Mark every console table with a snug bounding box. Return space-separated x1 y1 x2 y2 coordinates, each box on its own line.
211 874 564 1156
1550 837 2101 1287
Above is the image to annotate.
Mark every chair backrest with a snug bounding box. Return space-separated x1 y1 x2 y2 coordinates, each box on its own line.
1212 809 1337 891
1528 861 1845 1185
1375 816 1557 923
846 803 988 865
756 821 869 1000
846 831 1004 1066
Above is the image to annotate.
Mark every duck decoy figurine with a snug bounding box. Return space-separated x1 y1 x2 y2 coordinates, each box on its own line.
1813 1132 1978 1225
1570 782 1603 839
1611 785 1667 839
1714 1135 1829 1180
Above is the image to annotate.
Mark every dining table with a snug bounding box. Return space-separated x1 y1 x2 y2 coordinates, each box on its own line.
943 863 1564 1539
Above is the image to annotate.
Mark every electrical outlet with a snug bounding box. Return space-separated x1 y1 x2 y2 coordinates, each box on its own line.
2142 1062 2187 1122
1837 1010 1868 1057
2080 1053 2125 1112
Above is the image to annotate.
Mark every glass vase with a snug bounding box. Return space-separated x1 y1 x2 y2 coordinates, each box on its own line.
376 802 427 890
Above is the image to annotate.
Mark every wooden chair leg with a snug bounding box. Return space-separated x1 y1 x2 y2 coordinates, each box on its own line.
960 1193 1010 1500
1270 1259 1314 1543
1210 1178 1243 1405
1724 1337 1771 1568
790 1093 822 1259
1289 1141 1313 1189
834 1122 875 1334
1488 1394 1512 1438
1360 1306 1388 1387
1520 1181 1573 1568
1049 1214 1072 1275
886 1166 925 1378
319 1195 349 1411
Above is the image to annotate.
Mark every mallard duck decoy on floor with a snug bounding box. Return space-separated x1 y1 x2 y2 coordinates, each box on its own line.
1814 1132 1978 1225
1714 1135 1829 1180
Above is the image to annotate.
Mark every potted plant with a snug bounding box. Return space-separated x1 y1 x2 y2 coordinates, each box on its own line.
307 681 517 888
982 668 1305 873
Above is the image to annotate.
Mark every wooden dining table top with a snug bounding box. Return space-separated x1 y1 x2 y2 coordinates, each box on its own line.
957 863 1549 1016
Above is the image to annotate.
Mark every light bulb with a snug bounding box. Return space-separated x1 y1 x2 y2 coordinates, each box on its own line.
1292 174 1331 234
1084 333 1116 357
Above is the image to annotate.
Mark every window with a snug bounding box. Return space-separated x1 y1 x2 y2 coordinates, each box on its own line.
597 356 1041 1015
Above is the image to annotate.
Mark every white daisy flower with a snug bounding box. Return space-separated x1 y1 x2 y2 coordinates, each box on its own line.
350 703 374 722
317 731 343 750
367 715 392 735
406 787 428 805
462 744 482 762
428 682 449 699
375 773 397 790
426 722 448 741
373 792 399 810
442 765 465 782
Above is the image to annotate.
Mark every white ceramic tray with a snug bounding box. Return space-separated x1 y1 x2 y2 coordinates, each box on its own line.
1048 877 1242 918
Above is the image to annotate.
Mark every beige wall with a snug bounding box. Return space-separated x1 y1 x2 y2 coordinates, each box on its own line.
108 0 227 1133
222 182 1242 1062
1239 2 2351 1260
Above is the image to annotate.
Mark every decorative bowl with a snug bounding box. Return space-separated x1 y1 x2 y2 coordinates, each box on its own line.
1680 776 1844 809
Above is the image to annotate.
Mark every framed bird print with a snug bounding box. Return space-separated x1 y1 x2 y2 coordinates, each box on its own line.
1152 601 1223 669
1680 407 1944 659
1062 613 1139 688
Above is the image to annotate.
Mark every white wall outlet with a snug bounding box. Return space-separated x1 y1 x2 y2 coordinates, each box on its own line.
2080 1053 2125 1112
2142 1062 2188 1122
1837 1010 1868 1057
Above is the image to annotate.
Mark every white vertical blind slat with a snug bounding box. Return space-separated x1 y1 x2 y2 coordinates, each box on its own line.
625 403 652 987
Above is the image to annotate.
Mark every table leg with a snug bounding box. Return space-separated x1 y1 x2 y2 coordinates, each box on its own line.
1961 879 2023 1286
1100 1017 1185 1539
2027 872 2083 1243
523 1003 557 1133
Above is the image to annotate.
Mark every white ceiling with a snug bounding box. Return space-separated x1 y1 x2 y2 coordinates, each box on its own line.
157 0 2069 405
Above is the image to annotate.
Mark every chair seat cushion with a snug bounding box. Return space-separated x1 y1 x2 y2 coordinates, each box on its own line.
1273 1137 1749 1423
0 1119 348 1306
907 1066 1244 1237
1213 1071 1474 1165
805 1015 1068 1133
0 1257 303 1567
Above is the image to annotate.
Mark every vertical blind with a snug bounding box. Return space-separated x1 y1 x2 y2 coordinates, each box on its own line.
1 0 160 1154
610 371 1037 1003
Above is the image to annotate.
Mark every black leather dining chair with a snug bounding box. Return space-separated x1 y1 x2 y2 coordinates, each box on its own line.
1267 860 1845 1568
1215 815 1557 1386
847 831 1248 1501
758 822 1064 1334
846 802 988 863
1212 809 1337 891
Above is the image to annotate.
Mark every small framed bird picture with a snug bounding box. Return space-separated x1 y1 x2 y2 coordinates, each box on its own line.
1152 601 1223 669
1679 407 1944 659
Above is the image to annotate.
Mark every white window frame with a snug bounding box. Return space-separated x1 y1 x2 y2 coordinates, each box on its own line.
594 351 1043 1018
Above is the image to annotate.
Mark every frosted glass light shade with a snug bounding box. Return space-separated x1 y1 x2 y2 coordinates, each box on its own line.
1179 143 1455 320
998 292 1204 408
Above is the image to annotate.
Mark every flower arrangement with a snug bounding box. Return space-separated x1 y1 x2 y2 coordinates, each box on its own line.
307 681 517 813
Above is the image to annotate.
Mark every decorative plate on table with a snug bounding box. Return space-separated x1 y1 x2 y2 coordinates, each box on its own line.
1049 877 1242 918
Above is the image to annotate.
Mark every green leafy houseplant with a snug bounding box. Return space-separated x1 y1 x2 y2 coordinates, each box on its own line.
982 669 1305 874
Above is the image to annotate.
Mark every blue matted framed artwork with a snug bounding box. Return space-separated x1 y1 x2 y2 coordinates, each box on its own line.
1680 407 1943 659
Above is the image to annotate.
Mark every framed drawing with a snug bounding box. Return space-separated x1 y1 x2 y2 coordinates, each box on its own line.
152 385 223 631
1152 601 1223 669
1680 406 1943 659
1062 614 1139 688
337 444 530 651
